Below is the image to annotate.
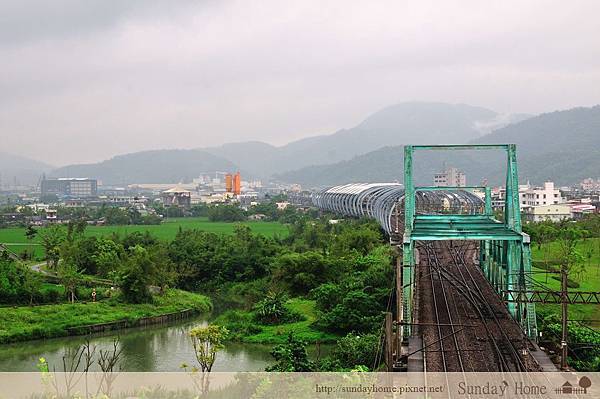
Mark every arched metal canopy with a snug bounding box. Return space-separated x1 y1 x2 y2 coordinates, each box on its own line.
312 183 484 236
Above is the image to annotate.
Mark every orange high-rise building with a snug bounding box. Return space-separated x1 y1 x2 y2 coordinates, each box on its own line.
225 174 233 193
233 172 241 195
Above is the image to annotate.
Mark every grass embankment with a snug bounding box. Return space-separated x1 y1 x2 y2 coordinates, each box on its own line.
0 217 289 258
531 238 600 325
0 289 212 344
214 298 339 345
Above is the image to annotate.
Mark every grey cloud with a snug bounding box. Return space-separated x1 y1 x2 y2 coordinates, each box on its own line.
0 0 599 165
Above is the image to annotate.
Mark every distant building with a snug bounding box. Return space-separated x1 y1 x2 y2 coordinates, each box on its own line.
580 178 600 191
434 167 466 187
520 182 562 206
522 204 571 222
41 178 98 198
46 209 58 221
161 186 191 208
276 201 290 210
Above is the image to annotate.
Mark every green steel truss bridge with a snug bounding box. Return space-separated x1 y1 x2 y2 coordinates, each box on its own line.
313 144 538 341
402 144 537 340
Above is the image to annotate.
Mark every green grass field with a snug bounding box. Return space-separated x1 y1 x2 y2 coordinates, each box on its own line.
0 289 212 344
531 238 600 326
0 217 288 258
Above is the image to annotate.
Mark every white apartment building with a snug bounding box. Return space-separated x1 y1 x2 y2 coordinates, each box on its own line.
520 182 562 206
434 167 466 187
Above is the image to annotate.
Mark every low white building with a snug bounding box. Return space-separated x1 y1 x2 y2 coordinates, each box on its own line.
520 182 562 207
522 204 571 222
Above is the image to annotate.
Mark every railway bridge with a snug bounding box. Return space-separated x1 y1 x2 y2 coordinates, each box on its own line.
313 144 555 372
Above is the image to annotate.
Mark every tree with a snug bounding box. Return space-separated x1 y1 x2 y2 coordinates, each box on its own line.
556 226 588 370
189 324 228 372
317 289 384 333
92 238 122 277
265 333 314 372
103 207 131 225
328 333 381 371
25 225 37 241
207 205 246 222
116 245 154 303
57 261 82 303
39 225 66 270
557 227 587 280
271 251 334 295
253 292 300 325
21 266 42 305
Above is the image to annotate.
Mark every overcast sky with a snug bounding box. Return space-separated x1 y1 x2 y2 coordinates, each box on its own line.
1 0 599 166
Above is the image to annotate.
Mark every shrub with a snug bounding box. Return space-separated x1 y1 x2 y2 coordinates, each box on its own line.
253 292 303 325
317 290 384 333
330 333 381 370
213 310 263 340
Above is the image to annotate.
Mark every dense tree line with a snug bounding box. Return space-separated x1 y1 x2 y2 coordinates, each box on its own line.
5 211 393 369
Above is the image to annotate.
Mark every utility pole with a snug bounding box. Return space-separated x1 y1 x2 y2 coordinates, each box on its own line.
396 253 403 359
385 312 393 371
560 265 568 370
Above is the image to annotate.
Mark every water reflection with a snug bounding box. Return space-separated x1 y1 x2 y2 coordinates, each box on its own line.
0 316 276 372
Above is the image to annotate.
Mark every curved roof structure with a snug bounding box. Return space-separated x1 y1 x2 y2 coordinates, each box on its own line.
312 183 484 236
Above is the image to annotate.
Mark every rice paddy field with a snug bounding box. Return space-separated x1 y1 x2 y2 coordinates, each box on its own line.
531 237 600 326
0 217 289 259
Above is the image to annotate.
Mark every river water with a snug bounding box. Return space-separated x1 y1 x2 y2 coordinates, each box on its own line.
0 315 314 372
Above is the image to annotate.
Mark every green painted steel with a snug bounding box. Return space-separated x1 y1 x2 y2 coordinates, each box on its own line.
402 144 538 340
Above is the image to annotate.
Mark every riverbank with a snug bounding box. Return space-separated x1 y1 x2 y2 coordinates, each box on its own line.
214 299 339 345
0 289 212 344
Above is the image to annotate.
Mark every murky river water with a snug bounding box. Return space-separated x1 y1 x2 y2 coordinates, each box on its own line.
0 315 327 372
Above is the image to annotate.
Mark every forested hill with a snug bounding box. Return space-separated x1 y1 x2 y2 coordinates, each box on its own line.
205 102 524 177
0 152 53 186
44 102 522 184
50 149 240 185
276 105 600 187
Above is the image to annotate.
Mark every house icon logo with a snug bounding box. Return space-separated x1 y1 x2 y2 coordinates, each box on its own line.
554 377 592 395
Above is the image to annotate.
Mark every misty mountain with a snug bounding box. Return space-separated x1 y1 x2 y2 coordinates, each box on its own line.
46 102 528 186
206 102 521 177
50 149 239 186
0 152 53 187
276 105 600 187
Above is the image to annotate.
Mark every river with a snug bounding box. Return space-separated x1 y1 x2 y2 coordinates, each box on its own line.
0 315 328 372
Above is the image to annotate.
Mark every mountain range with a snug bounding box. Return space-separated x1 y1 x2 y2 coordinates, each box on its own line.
2 102 598 188
205 102 526 178
47 102 526 185
276 106 600 187
0 152 53 187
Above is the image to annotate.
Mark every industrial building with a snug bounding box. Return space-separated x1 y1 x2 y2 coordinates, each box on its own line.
433 167 466 187
41 178 98 197
224 172 241 195
161 186 192 208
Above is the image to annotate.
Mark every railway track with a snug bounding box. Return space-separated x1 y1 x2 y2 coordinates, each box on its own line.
418 240 541 372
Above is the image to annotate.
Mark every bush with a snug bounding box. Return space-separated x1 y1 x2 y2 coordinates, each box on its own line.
253 292 303 325
207 205 246 222
317 290 384 333
265 333 315 372
213 310 263 340
330 333 381 370
311 283 342 312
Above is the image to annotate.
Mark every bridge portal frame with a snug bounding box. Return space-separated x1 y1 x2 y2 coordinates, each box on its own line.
401 144 537 340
